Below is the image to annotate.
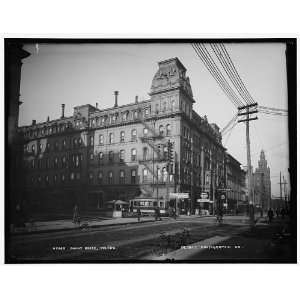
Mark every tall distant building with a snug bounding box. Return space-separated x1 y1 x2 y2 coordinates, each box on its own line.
254 150 271 210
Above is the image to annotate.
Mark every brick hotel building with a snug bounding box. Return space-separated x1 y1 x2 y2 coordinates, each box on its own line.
19 57 244 214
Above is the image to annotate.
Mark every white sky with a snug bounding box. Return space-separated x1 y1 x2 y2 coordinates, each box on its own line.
19 43 290 197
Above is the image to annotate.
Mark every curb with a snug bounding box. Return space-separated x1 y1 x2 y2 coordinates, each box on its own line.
11 219 157 236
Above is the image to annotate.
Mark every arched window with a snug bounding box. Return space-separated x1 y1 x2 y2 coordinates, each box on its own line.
99 134 104 145
122 112 128 121
98 171 103 184
131 129 137 141
163 102 167 112
171 100 175 111
131 148 137 161
162 167 168 182
109 133 114 144
143 147 149 161
143 127 148 137
109 151 114 162
155 103 160 114
99 152 104 163
119 150 125 163
131 169 137 184
89 136 94 146
166 124 171 136
108 171 113 184
62 156 67 167
119 170 125 184
120 131 125 143
157 167 162 182
163 145 168 160
159 125 164 136
89 172 94 183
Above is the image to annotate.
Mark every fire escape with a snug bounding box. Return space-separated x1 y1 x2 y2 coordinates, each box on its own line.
138 112 170 196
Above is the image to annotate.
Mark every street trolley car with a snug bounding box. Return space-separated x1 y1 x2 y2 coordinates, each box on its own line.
129 196 168 215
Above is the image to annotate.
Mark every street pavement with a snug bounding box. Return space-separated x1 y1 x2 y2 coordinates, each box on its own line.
6 215 295 263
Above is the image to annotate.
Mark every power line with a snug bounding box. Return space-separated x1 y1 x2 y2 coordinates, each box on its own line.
192 43 242 107
219 44 256 105
192 43 243 108
221 113 238 134
199 44 244 107
211 44 253 106
224 121 237 146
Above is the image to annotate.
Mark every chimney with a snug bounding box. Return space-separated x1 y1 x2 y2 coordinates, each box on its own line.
114 91 119 108
135 95 138 104
47 116 50 122
32 120 36 125
96 102 98 109
61 104 65 118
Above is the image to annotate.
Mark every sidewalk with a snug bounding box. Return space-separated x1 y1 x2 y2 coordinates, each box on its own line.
10 213 262 236
11 216 161 235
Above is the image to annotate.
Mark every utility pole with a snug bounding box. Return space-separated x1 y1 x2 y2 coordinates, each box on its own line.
279 171 283 208
283 175 288 210
238 103 258 224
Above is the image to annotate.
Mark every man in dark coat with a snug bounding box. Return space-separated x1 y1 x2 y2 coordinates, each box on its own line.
137 207 141 222
267 208 274 224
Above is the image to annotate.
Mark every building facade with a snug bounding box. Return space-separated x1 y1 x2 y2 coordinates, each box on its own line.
225 154 247 213
19 57 229 214
253 150 271 210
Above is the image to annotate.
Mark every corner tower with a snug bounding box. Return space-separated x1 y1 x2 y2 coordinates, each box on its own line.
149 57 194 118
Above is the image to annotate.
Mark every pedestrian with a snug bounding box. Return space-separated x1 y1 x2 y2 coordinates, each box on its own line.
156 206 162 221
267 208 274 224
280 207 286 219
173 207 177 219
137 207 141 222
73 204 80 225
276 208 280 218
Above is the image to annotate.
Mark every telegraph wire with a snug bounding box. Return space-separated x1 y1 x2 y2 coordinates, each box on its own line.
192 43 241 107
211 43 254 106
221 113 238 135
219 43 256 104
199 44 244 107
224 121 237 146
192 43 243 108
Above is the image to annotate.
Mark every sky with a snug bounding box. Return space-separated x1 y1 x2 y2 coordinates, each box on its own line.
19 42 290 197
